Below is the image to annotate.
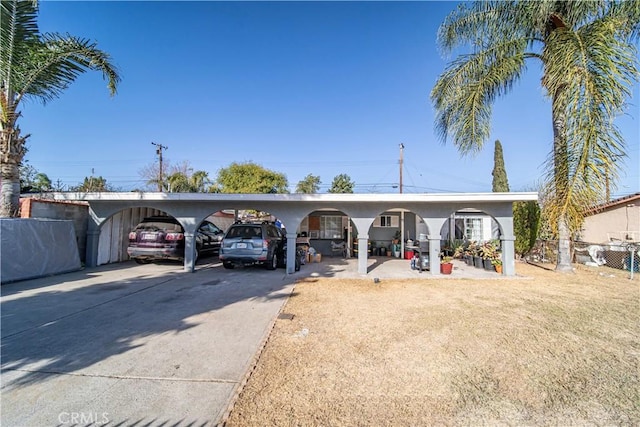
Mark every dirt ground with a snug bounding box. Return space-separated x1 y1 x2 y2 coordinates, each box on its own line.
225 262 639 426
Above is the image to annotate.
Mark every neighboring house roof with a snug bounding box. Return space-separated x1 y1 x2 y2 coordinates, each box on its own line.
585 193 640 216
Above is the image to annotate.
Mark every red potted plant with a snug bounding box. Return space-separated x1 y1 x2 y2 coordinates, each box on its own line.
440 256 453 274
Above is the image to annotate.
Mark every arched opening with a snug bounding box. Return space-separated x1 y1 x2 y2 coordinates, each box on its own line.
98 206 167 265
98 207 229 267
365 208 431 270
438 207 505 273
298 209 350 258
208 205 299 271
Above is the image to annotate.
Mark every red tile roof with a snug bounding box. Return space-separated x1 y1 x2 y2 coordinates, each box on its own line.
585 192 640 216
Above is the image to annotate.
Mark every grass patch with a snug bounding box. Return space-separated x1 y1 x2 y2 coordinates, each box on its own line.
226 263 640 426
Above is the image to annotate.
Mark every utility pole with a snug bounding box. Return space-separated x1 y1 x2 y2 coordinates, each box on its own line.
399 143 404 194
151 142 168 191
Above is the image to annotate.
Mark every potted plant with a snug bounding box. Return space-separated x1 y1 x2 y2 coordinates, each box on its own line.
469 242 483 268
440 255 453 274
379 243 387 257
491 257 503 274
480 241 497 271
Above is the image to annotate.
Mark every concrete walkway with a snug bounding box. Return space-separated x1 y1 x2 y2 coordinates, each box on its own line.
0 256 501 426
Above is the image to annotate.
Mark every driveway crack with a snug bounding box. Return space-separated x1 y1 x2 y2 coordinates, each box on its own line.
2 367 238 384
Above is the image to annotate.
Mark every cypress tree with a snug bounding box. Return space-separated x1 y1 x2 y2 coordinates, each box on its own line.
492 140 510 192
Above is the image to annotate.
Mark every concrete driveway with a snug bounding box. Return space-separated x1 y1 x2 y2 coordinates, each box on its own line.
1 255 499 426
1 258 305 427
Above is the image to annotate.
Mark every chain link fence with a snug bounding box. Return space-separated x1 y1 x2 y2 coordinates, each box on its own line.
524 239 640 280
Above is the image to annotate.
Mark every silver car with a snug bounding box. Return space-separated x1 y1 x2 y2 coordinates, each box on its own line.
219 222 287 270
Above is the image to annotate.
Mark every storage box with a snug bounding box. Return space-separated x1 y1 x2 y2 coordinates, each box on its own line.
313 254 322 263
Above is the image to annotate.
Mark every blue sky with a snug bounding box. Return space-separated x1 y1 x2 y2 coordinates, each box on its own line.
20 1 639 197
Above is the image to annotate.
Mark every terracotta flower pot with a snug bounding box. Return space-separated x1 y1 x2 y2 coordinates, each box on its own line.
440 262 453 274
494 264 503 274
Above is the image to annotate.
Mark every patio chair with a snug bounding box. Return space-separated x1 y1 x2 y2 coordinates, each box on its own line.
331 240 347 258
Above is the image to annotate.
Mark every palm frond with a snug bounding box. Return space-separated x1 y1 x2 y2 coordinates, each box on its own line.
438 1 520 54
542 13 638 231
1 0 39 123
15 33 120 106
431 37 528 154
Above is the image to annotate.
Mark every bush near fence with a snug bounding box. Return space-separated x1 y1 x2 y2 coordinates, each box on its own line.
525 240 640 273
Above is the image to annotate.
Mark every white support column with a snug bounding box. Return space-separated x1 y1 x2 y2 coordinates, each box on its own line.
400 211 405 256
86 229 100 267
286 232 297 274
183 232 196 272
501 236 516 276
428 235 441 276
358 236 369 275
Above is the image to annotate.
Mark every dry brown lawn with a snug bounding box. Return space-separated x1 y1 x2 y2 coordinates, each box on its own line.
225 263 639 426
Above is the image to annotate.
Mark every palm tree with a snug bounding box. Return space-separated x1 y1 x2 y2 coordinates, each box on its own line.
189 170 211 192
166 171 211 193
1 0 120 217
431 0 639 271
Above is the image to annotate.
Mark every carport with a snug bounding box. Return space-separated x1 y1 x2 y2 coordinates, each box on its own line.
53 192 538 276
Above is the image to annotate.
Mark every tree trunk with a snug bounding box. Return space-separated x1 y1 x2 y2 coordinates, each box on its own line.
556 215 573 272
552 101 573 272
0 127 27 218
0 160 21 217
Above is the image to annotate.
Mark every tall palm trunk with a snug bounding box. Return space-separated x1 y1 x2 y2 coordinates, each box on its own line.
552 97 573 272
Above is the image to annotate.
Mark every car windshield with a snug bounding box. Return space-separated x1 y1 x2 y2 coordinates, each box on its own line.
226 226 261 239
135 221 182 232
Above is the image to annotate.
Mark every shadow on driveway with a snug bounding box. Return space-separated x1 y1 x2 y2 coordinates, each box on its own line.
1 260 296 389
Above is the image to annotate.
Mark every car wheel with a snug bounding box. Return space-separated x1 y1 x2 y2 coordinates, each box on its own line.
134 258 151 265
223 262 234 269
194 247 200 262
277 253 286 268
266 252 277 270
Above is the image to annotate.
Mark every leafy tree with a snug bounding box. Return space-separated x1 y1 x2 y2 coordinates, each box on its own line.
296 174 321 194
491 140 509 192
19 162 51 192
31 172 52 192
139 159 170 191
514 200 541 258
70 176 112 192
139 160 212 192
19 162 37 192
214 162 288 194
431 0 639 272
328 173 354 194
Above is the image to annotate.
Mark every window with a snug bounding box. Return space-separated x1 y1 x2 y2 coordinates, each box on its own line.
320 216 343 239
464 218 483 241
374 215 398 228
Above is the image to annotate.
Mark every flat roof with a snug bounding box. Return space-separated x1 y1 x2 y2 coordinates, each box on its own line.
52 192 538 203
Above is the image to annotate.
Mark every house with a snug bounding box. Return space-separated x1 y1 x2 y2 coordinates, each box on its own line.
579 193 640 244
297 208 500 257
